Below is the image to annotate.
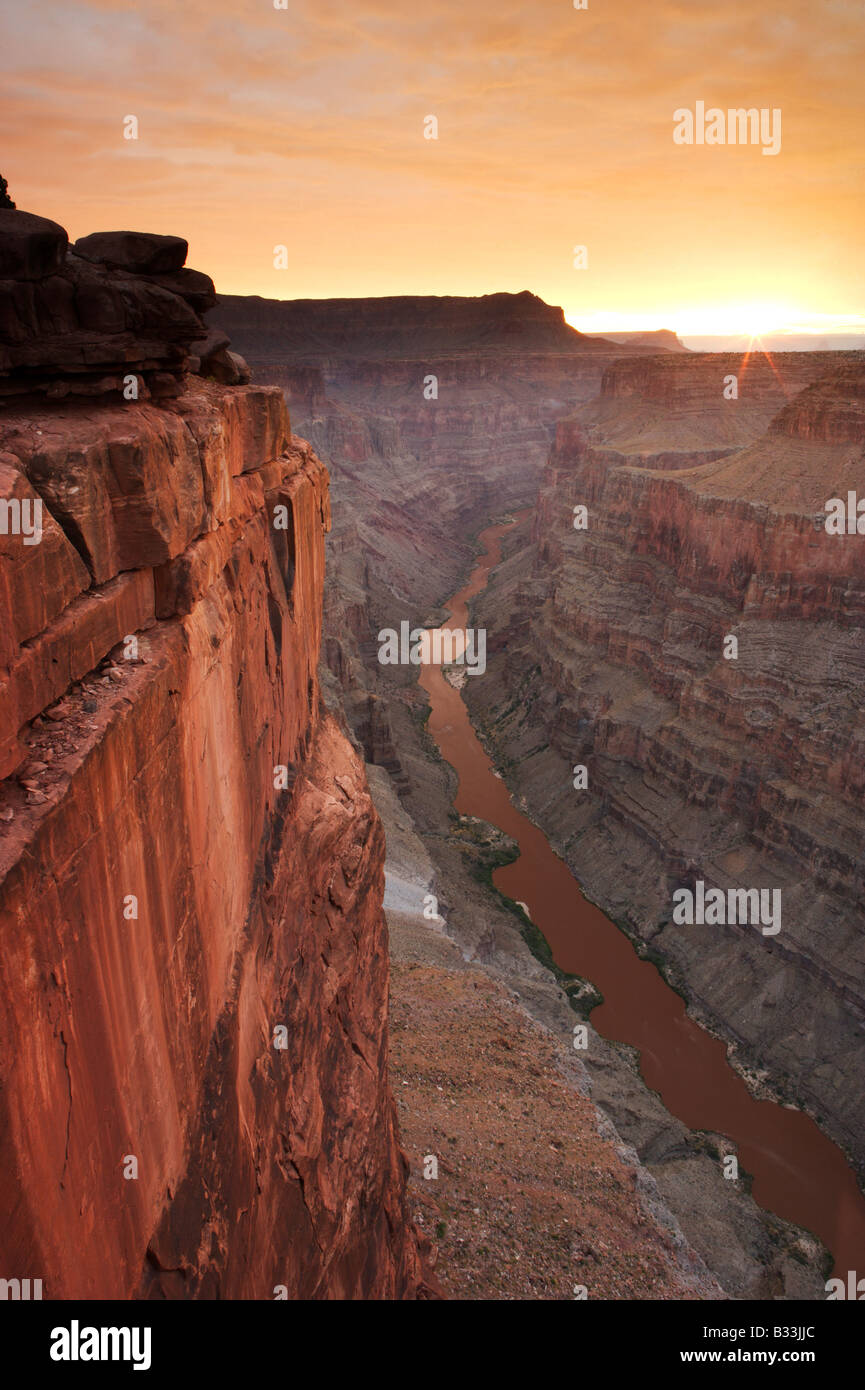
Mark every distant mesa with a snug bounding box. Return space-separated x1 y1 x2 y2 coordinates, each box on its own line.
209 289 658 361
0 209 250 403
598 329 690 352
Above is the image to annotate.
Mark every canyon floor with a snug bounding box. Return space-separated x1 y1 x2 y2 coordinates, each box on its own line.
364 728 828 1301
372 767 716 1300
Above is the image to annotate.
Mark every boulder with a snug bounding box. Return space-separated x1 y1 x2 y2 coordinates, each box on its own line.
0 210 68 280
208 348 252 386
73 231 188 275
190 326 230 373
149 268 217 313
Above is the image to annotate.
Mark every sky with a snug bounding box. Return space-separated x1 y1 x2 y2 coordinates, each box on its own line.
1 0 863 338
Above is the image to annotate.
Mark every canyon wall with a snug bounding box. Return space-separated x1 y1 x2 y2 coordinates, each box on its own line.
467 351 865 1173
212 292 667 775
0 215 426 1299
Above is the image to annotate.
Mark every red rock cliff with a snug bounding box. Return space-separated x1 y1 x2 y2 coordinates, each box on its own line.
0 215 427 1299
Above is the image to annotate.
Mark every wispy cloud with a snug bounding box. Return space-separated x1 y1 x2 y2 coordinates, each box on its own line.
1 0 861 327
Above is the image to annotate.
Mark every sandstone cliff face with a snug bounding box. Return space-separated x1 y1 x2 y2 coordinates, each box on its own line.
466 352 865 1171
0 218 425 1299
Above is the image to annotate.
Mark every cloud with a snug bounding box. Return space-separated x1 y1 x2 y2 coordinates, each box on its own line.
1 0 861 322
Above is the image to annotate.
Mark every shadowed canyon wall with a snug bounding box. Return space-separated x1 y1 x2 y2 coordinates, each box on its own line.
466 351 865 1175
0 214 427 1299
211 292 679 774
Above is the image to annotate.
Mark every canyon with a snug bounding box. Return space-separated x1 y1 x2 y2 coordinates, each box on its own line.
212 288 864 1295
2 210 862 1299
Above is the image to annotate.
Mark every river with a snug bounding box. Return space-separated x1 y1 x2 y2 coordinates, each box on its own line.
418 516 865 1282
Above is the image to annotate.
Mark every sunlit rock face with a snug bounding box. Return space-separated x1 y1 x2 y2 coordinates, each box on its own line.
0 219 428 1298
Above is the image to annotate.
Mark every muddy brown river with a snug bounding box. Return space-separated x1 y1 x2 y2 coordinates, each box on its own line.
419 517 865 1282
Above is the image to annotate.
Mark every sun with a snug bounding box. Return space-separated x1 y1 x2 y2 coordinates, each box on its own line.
568 301 812 341
567 302 865 343
687 301 796 339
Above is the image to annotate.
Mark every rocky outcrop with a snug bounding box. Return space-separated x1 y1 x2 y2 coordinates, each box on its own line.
0 220 427 1298
466 352 865 1172
0 210 250 404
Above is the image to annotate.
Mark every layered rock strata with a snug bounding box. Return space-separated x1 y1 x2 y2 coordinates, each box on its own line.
467 353 865 1173
211 292 664 783
0 221 426 1299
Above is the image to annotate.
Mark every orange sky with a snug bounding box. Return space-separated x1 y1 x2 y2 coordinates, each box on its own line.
2 0 862 336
